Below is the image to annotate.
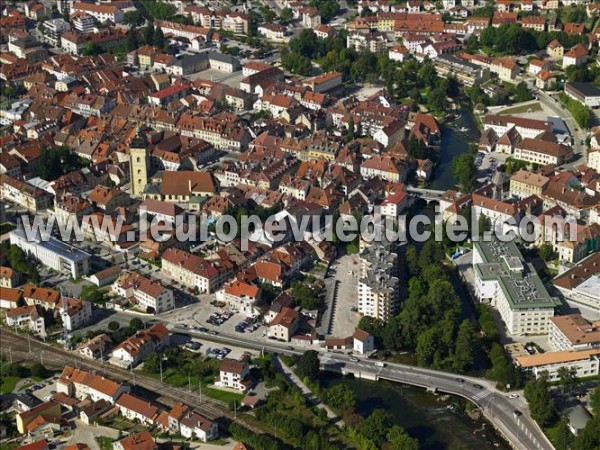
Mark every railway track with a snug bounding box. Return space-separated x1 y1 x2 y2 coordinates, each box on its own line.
0 330 261 432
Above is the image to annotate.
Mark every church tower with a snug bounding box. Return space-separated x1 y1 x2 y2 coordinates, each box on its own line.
129 133 149 197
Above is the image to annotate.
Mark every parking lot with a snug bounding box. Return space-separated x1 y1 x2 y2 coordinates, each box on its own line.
161 296 269 341
170 332 258 361
474 152 506 185
327 254 360 338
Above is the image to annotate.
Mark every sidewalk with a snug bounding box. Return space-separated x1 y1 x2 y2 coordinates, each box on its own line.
274 357 345 428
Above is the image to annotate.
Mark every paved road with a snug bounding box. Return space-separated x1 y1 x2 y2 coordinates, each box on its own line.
321 353 553 450
7 313 554 450
524 79 587 166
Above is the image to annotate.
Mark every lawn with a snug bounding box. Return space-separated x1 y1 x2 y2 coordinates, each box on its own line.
95 436 114 450
0 377 20 394
205 386 244 403
498 102 542 115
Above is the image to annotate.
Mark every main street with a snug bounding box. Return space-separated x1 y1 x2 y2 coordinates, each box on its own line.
178 328 554 450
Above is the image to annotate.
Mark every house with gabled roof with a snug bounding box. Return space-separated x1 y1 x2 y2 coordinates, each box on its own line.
57 367 129 404
110 323 170 368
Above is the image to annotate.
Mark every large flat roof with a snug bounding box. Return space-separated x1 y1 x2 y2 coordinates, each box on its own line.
474 239 559 310
11 229 91 262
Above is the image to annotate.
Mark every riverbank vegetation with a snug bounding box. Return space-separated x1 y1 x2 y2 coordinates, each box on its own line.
358 241 480 373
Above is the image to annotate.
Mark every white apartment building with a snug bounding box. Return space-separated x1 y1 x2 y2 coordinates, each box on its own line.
548 315 600 352
57 366 129 404
516 349 600 380
473 239 559 335
72 2 124 23
10 229 91 279
57 297 92 332
216 359 250 392
483 114 552 140
43 18 71 46
113 272 174 314
5 305 46 336
357 243 400 322
72 13 95 33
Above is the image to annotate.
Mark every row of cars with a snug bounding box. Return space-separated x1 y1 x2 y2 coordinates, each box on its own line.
206 311 234 326
235 317 261 333
206 347 232 360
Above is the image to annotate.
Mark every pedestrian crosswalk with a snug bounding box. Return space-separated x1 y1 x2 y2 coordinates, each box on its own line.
472 389 492 402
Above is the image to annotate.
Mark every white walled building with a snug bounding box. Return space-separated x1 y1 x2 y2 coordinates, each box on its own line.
10 229 91 279
57 297 92 332
548 315 600 352
516 349 600 380
113 272 174 314
357 243 399 322
472 239 559 336
216 358 250 392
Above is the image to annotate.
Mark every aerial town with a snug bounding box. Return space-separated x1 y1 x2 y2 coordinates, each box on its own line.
0 0 599 449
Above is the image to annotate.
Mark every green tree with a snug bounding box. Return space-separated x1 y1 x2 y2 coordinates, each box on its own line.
524 372 556 427
557 366 578 396
130 318 144 330
452 153 476 192
108 321 120 331
154 26 166 49
29 363 48 378
454 320 476 372
143 25 155 45
538 244 556 262
513 82 534 103
387 425 419 450
124 10 143 26
325 384 356 412
280 7 293 22
360 409 391 444
554 414 574 450
126 29 138 51
295 350 320 380
589 385 600 414
144 353 162 373
573 416 600 450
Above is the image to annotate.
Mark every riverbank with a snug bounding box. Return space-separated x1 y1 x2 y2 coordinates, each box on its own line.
320 373 511 450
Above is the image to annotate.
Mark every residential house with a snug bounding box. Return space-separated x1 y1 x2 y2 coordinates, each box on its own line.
56 297 92 332
113 272 174 314
268 306 300 341
5 305 45 336
216 358 250 392
109 323 170 368
57 366 129 404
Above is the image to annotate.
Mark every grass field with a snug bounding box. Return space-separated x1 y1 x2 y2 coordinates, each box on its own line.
498 102 543 115
0 377 20 394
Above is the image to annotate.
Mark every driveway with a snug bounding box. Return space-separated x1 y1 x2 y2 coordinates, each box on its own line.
66 420 120 450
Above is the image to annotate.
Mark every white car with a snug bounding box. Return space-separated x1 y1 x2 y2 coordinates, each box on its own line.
509 394 519 399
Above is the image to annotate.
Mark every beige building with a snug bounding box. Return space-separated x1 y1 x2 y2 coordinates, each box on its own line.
509 170 550 199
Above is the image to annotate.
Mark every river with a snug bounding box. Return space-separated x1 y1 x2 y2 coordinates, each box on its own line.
321 373 510 450
429 108 481 191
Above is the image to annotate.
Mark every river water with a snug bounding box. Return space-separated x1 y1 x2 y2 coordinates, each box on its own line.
430 108 481 191
321 373 510 450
